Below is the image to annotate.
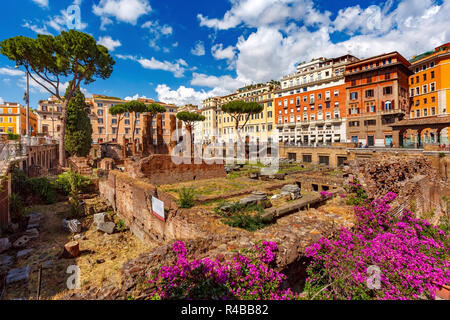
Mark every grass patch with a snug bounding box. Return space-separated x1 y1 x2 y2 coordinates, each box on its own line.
214 202 272 232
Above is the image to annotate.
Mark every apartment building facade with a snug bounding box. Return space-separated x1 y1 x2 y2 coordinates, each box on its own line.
87 95 178 146
36 96 63 139
408 43 450 144
344 52 412 147
274 55 358 146
0 102 38 136
216 82 278 144
201 97 220 144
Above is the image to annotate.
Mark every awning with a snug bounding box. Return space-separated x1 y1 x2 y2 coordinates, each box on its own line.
284 137 289 141
326 136 332 141
310 136 316 141
334 136 341 142
318 136 324 141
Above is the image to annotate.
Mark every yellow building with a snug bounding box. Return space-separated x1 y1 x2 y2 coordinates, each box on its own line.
216 82 279 143
408 43 450 144
0 102 38 136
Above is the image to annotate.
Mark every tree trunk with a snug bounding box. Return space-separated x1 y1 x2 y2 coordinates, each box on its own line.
148 114 154 153
58 99 69 167
115 116 121 143
131 113 137 155
186 124 193 160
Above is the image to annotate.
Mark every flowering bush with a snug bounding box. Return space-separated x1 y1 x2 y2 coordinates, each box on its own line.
150 241 297 300
344 177 368 206
305 192 450 300
320 191 333 198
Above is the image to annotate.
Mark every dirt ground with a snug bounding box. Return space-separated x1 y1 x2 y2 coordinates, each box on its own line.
3 201 157 300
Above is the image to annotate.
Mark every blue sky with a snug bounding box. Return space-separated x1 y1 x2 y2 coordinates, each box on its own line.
0 0 448 107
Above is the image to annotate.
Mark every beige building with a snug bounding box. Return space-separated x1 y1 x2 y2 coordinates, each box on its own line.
216 82 279 143
87 95 178 146
36 96 63 139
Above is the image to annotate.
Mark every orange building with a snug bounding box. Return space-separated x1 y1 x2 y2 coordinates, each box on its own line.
407 43 450 145
0 102 38 136
274 55 358 146
344 52 412 147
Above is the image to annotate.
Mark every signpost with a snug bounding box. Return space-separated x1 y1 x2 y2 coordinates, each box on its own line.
152 196 165 222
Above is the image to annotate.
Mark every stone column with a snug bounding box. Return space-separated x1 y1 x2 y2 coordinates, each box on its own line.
122 136 127 158
169 114 177 153
142 113 150 156
156 114 163 153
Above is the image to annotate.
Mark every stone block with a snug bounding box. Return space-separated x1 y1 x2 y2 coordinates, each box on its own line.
17 249 33 259
94 212 108 226
0 238 10 253
6 266 30 284
25 228 39 239
13 236 31 249
97 222 115 234
0 254 13 268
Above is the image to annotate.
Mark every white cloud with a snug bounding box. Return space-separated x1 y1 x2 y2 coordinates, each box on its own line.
0 97 4 104
196 0 450 85
117 55 188 78
0 67 25 77
23 2 88 35
191 41 205 56
141 20 173 50
98 36 122 51
197 0 330 30
191 73 244 91
31 0 48 8
124 94 148 101
93 0 152 26
211 44 236 62
22 21 52 35
156 84 229 107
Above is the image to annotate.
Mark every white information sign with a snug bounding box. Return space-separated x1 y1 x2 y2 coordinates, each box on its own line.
152 196 165 222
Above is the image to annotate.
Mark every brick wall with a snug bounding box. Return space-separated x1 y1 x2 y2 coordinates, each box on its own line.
124 154 226 185
99 170 213 242
0 175 10 229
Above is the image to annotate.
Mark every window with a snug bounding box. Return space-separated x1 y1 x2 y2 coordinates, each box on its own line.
350 92 358 100
416 109 420 117
431 71 435 79
383 86 393 95
334 90 339 96
423 74 427 81
98 127 103 134
267 111 272 118
431 107 436 115
365 89 374 98
423 85 428 94
423 108 428 117
430 83 436 92
98 118 103 124
385 101 392 110
97 109 103 116
112 118 117 124
385 73 390 80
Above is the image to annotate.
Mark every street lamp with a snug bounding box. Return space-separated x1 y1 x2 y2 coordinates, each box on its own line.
15 65 30 138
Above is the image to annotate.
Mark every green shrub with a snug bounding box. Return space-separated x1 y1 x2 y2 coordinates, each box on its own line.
116 220 127 232
9 193 26 221
7 132 19 140
29 177 58 204
215 202 270 232
177 187 196 209
11 168 57 204
55 169 91 196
